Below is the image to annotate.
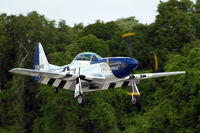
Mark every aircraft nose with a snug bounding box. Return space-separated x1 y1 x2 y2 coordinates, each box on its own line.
125 58 139 71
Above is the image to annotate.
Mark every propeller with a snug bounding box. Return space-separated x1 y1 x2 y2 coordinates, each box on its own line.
154 53 158 72
122 33 135 57
126 92 140 96
122 32 158 72
122 33 158 95
122 33 136 96
122 33 157 108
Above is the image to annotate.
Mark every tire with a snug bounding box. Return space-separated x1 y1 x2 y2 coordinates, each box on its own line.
77 94 87 106
131 95 140 107
54 87 58 93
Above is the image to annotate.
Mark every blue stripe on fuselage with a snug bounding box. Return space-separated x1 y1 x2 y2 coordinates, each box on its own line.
92 57 139 78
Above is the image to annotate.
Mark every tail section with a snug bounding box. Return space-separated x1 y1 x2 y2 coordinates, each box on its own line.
33 42 49 81
34 42 49 71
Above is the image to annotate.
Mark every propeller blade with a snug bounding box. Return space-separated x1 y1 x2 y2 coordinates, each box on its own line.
122 32 136 57
126 92 140 96
154 53 158 72
122 33 136 38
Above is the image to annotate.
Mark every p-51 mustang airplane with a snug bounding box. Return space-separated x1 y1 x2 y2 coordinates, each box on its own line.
9 42 185 106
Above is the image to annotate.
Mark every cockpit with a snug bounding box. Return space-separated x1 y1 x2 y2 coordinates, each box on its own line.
74 52 102 63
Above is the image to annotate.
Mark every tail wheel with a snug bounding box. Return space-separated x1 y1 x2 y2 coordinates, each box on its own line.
77 94 87 106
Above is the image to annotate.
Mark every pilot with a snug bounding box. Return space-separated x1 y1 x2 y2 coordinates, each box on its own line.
91 56 97 61
91 55 97 64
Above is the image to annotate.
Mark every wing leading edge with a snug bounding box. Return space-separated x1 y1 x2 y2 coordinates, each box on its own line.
9 68 71 79
133 71 186 80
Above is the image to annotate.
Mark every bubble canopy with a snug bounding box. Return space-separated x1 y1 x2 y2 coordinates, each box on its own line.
74 52 102 61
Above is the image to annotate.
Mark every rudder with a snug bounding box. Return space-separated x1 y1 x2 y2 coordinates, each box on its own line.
33 42 49 81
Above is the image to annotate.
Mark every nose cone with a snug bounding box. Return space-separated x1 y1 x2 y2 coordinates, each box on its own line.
106 57 139 78
125 58 139 71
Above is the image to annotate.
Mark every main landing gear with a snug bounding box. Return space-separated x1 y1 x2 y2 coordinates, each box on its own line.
75 78 87 106
130 75 141 109
77 93 87 106
74 68 87 106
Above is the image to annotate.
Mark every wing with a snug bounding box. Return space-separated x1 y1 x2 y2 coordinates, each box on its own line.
9 68 106 80
9 68 106 92
133 71 186 80
96 71 186 90
9 68 185 92
9 68 69 79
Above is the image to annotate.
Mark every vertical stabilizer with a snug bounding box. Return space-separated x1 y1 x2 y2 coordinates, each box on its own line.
34 42 49 70
33 42 49 81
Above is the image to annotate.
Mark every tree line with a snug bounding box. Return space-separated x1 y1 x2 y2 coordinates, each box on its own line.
0 0 200 132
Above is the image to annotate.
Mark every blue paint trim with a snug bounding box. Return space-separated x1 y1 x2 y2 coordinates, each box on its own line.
93 57 139 78
33 43 40 81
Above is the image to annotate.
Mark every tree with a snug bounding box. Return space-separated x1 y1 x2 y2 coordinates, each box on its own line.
1 1 200 132
78 34 110 57
115 17 140 32
80 20 121 40
55 20 76 49
153 0 196 52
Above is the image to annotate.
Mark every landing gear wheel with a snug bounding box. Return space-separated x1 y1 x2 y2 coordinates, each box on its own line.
77 94 87 106
131 95 141 109
54 87 58 93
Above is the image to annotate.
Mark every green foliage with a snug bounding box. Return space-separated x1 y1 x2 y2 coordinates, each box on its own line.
115 17 140 32
80 20 121 40
1 0 200 132
56 20 76 45
0 126 16 133
107 31 128 57
78 34 110 57
153 0 197 52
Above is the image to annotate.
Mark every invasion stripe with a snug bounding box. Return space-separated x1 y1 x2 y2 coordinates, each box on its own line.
40 77 50 84
52 79 62 87
109 83 116 88
122 81 129 87
101 83 110 90
58 80 67 88
63 81 73 90
76 78 79 84
47 78 56 86
115 82 123 88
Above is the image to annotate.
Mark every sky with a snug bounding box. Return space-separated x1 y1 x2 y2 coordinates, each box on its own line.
0 0 196 27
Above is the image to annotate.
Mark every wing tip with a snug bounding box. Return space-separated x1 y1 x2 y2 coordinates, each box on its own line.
9 68 17 73
176 71 186 74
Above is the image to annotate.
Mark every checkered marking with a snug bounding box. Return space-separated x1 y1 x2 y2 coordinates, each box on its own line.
39 78 131 91
39 78 73 90
101 81 131 90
